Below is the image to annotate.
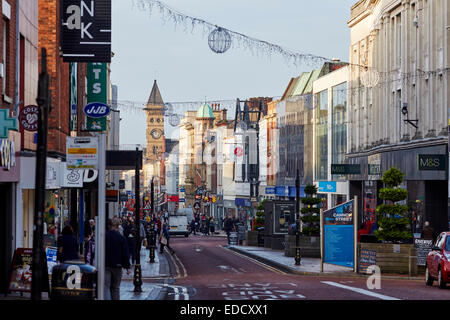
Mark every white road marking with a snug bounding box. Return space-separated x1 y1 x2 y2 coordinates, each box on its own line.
321 281 401 300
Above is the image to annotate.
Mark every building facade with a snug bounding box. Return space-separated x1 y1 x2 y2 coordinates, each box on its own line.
347 0 449 233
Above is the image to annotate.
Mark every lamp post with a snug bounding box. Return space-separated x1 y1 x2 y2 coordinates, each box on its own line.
149 178 156 263
133 147 142 293
295 169 301 265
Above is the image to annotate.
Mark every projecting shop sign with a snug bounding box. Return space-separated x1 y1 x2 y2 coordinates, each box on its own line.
66 137 98 169
60 0 111 62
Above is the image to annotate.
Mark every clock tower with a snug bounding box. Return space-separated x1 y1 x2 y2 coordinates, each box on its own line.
145 80 165 162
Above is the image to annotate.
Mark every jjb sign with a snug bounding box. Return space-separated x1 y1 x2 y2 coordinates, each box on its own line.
83 103 111 118
61 0 112 62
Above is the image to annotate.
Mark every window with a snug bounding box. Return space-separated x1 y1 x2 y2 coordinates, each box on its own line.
332 82 347 181
445 235 450 251
315 90 328 180
2 18 9 96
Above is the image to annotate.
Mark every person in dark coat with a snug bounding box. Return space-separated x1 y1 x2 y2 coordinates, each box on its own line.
57 225 80 263
105 217 131 300
421 221 435 241
123 219 137 266
190 219 196 235
223 216 234 243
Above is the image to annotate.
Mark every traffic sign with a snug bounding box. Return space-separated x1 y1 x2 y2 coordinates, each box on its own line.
194 202 200 210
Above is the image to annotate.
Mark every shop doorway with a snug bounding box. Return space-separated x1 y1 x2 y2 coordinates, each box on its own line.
0 183 13 294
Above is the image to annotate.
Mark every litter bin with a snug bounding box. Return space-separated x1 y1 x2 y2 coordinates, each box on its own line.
257 227 265 247
50 260 97 300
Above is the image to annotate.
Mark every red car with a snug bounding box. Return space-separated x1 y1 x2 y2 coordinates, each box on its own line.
425 232 450 289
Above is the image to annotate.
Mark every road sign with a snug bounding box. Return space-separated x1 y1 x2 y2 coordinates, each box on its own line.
194 202 200 210
66 136 99 169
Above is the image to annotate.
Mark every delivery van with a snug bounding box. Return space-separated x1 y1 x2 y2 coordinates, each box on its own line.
168 212 189 237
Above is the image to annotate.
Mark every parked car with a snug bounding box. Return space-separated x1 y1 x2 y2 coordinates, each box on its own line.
425 232 450 289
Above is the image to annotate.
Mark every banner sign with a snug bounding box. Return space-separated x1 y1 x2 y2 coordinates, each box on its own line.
86 63 108 131
66 136 99 169
61 163 84 188
318 181 337 193
323 200 354 267
46 246 58 275
8 248 49 293
61 0 112 62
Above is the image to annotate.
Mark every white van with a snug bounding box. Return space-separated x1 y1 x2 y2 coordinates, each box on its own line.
177 208 194 223
168 213 189 237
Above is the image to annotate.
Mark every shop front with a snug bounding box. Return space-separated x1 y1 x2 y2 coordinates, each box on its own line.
347 143 448 235
0 132 20 294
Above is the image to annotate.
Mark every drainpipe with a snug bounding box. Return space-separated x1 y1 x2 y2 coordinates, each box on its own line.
14 0 20 115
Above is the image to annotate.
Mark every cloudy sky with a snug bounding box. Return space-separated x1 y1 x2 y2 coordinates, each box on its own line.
111 0 357 146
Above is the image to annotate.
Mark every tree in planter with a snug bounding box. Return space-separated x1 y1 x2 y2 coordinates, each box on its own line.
374 167 412 242
253 199 266 231
301 184 321 236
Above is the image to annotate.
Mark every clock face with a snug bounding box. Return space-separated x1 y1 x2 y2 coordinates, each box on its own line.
151 129 161 139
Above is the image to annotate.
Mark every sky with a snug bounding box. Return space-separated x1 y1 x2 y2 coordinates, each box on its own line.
111 0 357 146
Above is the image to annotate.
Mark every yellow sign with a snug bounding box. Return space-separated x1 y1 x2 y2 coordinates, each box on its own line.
67 148 97 154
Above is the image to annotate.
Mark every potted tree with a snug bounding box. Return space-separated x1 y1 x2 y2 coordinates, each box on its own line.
359 167 417 275
247 200 266 246
285 184 321 257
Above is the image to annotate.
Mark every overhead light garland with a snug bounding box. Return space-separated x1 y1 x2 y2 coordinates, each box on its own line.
132 0 330 67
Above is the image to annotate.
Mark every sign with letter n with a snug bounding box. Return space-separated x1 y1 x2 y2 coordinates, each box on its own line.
61 0 111 62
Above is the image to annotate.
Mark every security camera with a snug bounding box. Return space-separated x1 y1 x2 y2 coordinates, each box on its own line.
413 15 419 28
401 103 408 116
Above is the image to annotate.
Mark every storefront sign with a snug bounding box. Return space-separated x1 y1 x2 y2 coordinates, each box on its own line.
318 181 337 193
323 200 354 268
0 138 15 170
66 136 99 169
106 189 119 202
331 164 361 175
19 105 39 131
86 63 108 131
265 187 276 194
418 154 446 171
235 198 252 207
61 163 84 188
60 0 112 62
0 109 18 138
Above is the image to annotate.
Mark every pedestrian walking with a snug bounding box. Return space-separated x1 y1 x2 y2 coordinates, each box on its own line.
105 217 131 300
57 225 80 263
223 216 234 243
159 223 175 254
123 219 137 266
190 219 196 235
209 217 215 234
84 231 95 266
205 217 211 236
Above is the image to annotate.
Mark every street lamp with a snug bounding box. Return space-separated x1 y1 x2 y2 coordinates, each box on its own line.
133 148 143 293
294 169 301 265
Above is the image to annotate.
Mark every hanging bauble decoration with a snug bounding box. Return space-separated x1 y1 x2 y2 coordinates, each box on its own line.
164 103 173 115
169 113 180 127
208 27 232 54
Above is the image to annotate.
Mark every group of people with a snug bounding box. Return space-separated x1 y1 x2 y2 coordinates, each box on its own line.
189 215 216 236
55 211 174 300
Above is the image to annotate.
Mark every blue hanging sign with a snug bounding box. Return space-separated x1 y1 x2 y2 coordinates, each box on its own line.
83 102 111 118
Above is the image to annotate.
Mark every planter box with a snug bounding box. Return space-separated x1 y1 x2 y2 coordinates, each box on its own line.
246 231 258 246
358 243 417 276
284 235 320 258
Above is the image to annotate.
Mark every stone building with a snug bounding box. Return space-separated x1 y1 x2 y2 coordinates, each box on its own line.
347 0 449 233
